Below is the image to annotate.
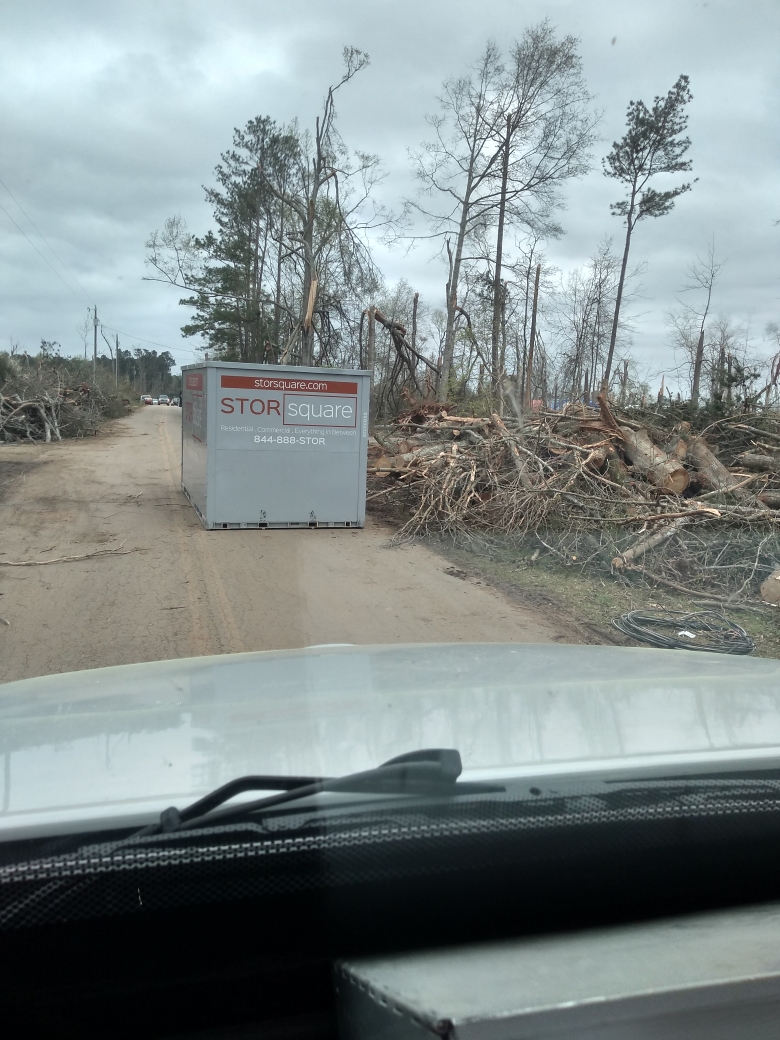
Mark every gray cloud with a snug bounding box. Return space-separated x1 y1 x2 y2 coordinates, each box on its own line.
0 0 777 385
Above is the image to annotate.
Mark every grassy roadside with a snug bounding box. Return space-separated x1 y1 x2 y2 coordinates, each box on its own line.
440 538 779 658
369 498 780 657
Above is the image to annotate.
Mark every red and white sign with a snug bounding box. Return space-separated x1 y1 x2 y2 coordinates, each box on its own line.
185 372 203 390
221 375 357 395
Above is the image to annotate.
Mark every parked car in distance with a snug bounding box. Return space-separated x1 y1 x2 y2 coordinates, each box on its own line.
140 395 153 405
152 398 159 405
170 396 180 406
159 395 170 406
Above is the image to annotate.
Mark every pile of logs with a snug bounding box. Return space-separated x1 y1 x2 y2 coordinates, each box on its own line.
368 396 780 605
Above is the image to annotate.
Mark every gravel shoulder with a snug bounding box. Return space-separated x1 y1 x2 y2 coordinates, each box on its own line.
0 407 579 683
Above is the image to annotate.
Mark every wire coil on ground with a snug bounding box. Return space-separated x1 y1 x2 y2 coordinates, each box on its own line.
611 609 756 654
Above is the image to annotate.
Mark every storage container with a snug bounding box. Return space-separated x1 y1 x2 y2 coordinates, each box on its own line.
181 362 370 529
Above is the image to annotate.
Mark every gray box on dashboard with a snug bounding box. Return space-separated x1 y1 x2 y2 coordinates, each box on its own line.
181 361 370 529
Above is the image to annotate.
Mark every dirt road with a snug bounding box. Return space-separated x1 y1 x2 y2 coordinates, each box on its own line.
0 406 576 683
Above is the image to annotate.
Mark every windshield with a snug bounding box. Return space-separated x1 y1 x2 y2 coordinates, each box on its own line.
1 4 777 682
0 5 779 1035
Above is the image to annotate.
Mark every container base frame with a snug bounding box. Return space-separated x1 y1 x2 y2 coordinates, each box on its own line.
181 485 363 531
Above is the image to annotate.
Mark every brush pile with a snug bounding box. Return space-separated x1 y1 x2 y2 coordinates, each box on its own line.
0 379 126 442
369 396 780 606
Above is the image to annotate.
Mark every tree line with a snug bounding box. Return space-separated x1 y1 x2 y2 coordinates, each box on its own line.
2 340 179 396
146 25 779 416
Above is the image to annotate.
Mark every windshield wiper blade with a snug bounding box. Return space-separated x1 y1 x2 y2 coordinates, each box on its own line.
134 748 496 838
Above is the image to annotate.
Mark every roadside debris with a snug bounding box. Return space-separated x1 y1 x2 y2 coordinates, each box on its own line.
0 546 148 567
0 379 128 442
368 395 780 608
760 568 780 605
611 608 756 654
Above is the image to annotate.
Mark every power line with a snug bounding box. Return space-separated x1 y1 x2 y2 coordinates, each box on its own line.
0 199 91 309
98 323 201 357
0 173 93 304
0 180 199 363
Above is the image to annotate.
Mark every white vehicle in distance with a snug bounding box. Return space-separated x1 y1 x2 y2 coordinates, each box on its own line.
159 395 170 406
152 398 159 405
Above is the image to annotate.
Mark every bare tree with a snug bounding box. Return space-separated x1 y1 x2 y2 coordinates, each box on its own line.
409 43 507 402
488 23 597 395
76 311 92 361
506 234 553 394
679 239 724 407
550 239 622 402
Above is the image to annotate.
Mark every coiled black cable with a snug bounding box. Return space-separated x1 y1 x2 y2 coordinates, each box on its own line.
611 608 756 654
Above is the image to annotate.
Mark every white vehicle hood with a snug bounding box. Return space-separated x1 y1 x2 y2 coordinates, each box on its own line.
1 643 780 841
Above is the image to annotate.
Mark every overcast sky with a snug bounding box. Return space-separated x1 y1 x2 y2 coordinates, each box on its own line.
1 0 778 386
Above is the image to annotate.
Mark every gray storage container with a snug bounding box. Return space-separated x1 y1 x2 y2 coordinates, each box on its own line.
181 361 370 529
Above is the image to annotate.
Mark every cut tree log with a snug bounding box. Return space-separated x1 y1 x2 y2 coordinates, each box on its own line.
665 421 691 461
620 427 690 494
760 568 780 604
605 445 630 484
737 453 780 473
583 446 608 469
596 388 688 494
687 435 753 498
611 516 689 570
758 491 780 509
370 443 448 472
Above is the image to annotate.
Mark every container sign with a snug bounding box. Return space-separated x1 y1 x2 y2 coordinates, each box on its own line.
220 375 357 395
217 374 361 453
283 394 356 427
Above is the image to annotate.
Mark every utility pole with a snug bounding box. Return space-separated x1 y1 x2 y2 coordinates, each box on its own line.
100 324 118 389
93 306 98 383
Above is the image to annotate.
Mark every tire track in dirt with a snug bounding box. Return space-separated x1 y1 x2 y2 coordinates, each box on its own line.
155 415 214 656
157 415 246 655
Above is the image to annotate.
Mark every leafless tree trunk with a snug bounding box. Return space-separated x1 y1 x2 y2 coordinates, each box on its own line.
367 305 376 391
411 291 419 373
679 239 723 407
524 264 541 408
491 115 511 395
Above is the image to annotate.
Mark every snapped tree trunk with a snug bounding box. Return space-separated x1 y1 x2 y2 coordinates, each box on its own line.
367 305 376 403
690 325 706 410
523 264 541 409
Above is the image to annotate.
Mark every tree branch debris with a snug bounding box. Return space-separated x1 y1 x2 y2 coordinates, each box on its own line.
368 395 780 606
